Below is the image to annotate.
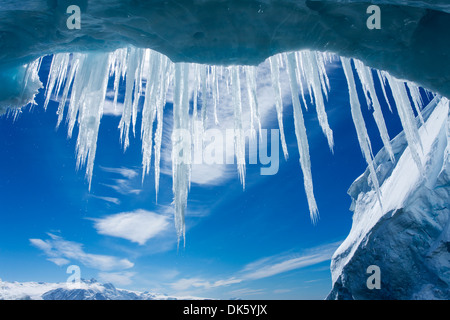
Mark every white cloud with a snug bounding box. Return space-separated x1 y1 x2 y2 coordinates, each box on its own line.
47 257 70 266
30 233 134 271
169 241 340 293
92 209 170 245
240 242 340 280
100 167 139 180
228 288 265 297
273 288 292 294
90 195 121 205
98 271 135 286
170 278 212 291
102 99 124 116
99 166 142 195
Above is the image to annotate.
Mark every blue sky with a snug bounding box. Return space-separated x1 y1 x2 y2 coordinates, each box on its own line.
0 54 422 299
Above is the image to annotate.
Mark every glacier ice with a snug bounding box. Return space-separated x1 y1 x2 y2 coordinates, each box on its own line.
1 1 449 98
328 96 449 300
5 46 435 245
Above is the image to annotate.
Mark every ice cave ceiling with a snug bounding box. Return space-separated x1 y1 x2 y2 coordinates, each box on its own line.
1 0 449 97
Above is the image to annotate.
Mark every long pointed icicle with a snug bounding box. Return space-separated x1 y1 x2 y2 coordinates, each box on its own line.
286 53 319 223
315 52 331 101
341 57 382 204
57 54 80 128
406 81 425 126
172 63 191 247
376 70 393 113
119 47 143 151
212 66 220 125
354 60 395 163
67 54 88 139
294 52 309 110
301 51 334 151
269 56 289 160
44 53 70 110
154 54 171 201
384 73 424 174
231 66 246 188
74 52 111 190
112 48 127 111
200 64 208 129
141 50 159 180
245 65 262 139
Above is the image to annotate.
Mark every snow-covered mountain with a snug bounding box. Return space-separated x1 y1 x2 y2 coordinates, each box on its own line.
0 278 203 300
327 97 449 300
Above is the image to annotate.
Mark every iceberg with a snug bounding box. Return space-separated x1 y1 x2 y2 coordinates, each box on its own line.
328 97 449 299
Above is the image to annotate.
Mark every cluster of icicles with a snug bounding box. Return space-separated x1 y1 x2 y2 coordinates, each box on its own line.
19 47 431 244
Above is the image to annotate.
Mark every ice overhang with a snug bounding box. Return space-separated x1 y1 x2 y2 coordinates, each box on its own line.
0 0 449 97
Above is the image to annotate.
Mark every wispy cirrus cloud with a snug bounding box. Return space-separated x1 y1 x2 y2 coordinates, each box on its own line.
90 195 121 205
169 241 340 293
91 209 171 245
239 242 339 280
229 288 265 297
30 233 134 271
98 271 136 286
100 167 139 180
99 166 142 195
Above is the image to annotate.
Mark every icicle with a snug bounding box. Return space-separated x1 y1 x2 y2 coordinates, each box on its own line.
248 66 262 137
231 66 246 188
376 70 393 113
172 63 191 246
354 60 395 163
111 48 127 111
118 47 144 151
269 56 289 160
244 65 261 139
67 54 88 139
300 51 334 151
74 52 111 189
20 57 42 108
57 54 80 128
406 81 425 126
53 54 70 101
294 52 309 110
341 57 382 204
211 66 219 124
154 54 171 200
132 50 144 137
384 73 424 173
315 52 331 100
141 50 159 180
44 53 71 110
200 64 208 129
286 53 319 223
